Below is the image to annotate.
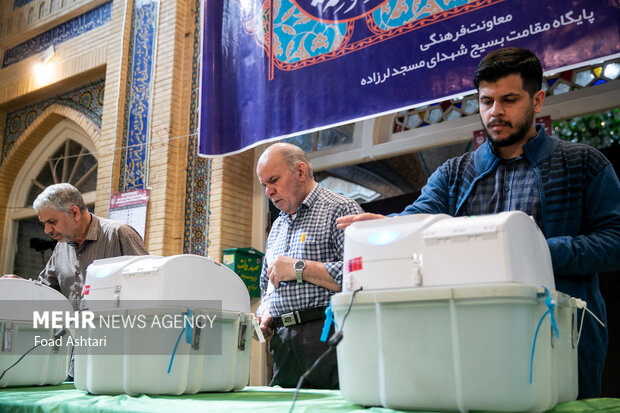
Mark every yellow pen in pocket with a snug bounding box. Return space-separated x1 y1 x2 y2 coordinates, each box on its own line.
301 233 306 242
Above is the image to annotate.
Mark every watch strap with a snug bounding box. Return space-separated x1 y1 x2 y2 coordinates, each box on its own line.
295 260 305 283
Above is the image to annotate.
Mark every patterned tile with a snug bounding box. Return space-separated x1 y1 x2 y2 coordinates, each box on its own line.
184 0 210 256
3 2 113 67
13 0 35 9
120 0 159 192
2 78 105 163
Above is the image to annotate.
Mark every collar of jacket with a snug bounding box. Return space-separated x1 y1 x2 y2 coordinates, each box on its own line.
473 125 560 174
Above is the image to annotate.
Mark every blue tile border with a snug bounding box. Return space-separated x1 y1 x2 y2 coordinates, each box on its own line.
183 0 210 256
120 0 159 192
3 2 113 68
13 0 35 9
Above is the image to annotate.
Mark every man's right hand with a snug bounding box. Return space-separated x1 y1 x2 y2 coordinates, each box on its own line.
336 213 387 229
257 310 275 340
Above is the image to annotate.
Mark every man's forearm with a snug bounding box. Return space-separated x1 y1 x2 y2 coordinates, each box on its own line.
302 260 341 292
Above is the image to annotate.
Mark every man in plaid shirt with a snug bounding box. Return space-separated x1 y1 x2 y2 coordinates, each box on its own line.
256 143 363 389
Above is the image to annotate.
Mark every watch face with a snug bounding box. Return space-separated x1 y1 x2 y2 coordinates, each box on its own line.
294 260 305 270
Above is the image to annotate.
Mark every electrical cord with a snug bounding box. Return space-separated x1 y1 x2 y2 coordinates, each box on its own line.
288 287 362 413
0 345 41 382
0 328 66 382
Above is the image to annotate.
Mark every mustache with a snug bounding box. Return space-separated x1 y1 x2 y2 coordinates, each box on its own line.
487 118 512 128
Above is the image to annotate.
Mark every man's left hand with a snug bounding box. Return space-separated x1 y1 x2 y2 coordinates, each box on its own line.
267 255 297 288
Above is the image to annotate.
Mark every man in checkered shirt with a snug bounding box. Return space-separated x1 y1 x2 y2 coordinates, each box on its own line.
256 143 363 389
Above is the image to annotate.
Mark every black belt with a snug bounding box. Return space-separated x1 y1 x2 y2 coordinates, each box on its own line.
272 307 327 328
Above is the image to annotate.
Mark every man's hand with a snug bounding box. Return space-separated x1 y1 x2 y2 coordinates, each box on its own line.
336 213 387 229
257 310 274 340
267 256 340 292
267 255 297 288
1 274 23 279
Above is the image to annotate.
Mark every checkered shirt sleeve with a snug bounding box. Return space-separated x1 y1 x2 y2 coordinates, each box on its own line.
257 185 363 316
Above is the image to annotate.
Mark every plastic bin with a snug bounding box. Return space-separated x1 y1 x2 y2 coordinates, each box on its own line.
332 283 578 412
222 248 264 298
73 308 253 395
73 254 255 395
0 278 73 387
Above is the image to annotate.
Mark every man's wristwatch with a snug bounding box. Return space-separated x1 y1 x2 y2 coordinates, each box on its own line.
294 260 306 284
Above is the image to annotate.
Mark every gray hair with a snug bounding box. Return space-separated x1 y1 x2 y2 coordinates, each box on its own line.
33 183 87 214
259 142 314 179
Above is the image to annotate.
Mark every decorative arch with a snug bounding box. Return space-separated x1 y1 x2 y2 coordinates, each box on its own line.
0 105 101 274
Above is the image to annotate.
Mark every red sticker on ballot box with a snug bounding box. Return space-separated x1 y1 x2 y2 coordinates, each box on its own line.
346 257 363 273
82 285 90 296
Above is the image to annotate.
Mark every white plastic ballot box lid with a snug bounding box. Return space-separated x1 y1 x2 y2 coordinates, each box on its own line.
343 211 555 291
421 211 555 289
0 278 74 320
343 214 450 291
344 213 450 261
82 255 151 290
84 254 251 313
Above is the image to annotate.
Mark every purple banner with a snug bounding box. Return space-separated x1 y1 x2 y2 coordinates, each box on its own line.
199 0 620 156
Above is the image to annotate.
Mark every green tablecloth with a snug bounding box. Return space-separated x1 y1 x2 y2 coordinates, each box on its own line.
0 384 618 412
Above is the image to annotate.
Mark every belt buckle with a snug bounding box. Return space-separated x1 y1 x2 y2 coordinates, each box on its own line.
281 312 298 327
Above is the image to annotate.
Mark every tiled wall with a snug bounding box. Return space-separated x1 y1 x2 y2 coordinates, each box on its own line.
2 78 104 162
182 0 255 260
0 0 257 261
0 0 109 46
119 0 158 192
2 2 113 67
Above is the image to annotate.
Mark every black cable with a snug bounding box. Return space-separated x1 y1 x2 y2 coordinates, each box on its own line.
0 344 41 382
288 346 335 411
288 287 363 413
338 287 363 336
0 328 66 382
